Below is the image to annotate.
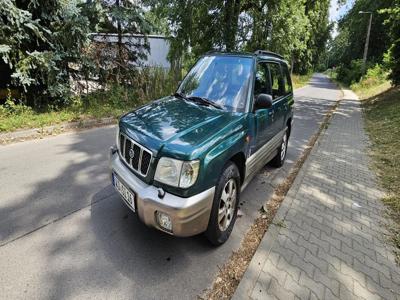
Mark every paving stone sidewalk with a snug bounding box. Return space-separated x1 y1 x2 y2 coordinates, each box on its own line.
233 90 400 300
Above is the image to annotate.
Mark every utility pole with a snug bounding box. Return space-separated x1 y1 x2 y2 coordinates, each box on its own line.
359 11 373 74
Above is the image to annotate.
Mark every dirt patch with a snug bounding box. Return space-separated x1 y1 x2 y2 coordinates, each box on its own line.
203 98 341 300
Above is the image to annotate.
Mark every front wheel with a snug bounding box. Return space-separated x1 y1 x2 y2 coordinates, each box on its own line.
270 128 288 168
205 162 240 246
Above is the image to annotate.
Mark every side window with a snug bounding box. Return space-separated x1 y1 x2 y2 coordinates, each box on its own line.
267 63 285 99
281 63 293 95
254 62 271 96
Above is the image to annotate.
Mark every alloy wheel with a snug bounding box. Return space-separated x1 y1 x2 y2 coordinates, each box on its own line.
281 133 287 161
218 179 237 231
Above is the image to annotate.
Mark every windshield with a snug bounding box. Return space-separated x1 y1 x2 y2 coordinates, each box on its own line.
177 55 253 112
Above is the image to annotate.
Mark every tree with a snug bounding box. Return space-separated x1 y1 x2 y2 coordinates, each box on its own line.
145 0 329 74
294 0 331 74
98 0 152 75
380 1 400 85
329 0 396 68
0 0 93 107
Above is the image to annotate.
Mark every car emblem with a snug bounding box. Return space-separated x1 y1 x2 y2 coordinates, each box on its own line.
128 148 135 159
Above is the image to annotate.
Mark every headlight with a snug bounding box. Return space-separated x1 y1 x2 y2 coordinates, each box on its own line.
154 157 199 188
180 160 200 188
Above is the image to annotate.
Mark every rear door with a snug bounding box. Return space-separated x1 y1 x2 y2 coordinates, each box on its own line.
281 62 294 112
253 61 274 153
266 62 287 136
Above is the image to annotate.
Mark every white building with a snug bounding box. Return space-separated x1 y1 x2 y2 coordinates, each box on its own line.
90 33 170 69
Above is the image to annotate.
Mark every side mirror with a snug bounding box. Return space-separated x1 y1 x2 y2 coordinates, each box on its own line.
254 94 273 110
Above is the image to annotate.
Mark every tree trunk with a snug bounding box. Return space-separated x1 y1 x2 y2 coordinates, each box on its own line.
224 0 241 51
116 0 123 84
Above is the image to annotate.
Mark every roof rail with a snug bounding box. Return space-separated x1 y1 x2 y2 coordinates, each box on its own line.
204 49 254 56
254 50 284 59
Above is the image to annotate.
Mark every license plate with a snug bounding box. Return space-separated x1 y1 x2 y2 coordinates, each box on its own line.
113 173 135 211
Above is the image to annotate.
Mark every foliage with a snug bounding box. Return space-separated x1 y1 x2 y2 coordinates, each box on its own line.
0 67 178 132
351 64 391 99
329 0 400 87
0 0 94 108
96 0 152 82
329 0 396 68
380 0 400 85
0 0 153 108
145 0 331 74
293 0 331 74
336 59 366 85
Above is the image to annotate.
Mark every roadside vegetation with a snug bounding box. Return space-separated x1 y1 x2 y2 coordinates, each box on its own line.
326 64 392 98
292 73 313 89
0 68 177 133
363 87 400 262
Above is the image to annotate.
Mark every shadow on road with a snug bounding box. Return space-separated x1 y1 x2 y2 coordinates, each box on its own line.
0 74 342 299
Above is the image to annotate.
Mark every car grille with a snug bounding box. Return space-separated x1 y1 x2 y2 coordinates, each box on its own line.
119 133 152 176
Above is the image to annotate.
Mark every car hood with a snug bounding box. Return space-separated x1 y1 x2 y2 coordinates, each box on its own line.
119 96 244 160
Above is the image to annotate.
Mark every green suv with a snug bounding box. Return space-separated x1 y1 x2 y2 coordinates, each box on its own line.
109 50 294 245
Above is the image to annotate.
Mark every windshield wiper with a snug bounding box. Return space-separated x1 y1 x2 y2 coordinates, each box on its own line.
187 96 222 110
173 92 188 101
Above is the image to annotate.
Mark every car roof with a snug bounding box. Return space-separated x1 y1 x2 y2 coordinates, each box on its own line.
204 50 288 65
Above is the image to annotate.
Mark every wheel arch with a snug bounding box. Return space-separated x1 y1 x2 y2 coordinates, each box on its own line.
229 152 246 185
286 117 292 138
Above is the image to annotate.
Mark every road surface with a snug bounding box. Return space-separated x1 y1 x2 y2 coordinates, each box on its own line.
0 74 341 299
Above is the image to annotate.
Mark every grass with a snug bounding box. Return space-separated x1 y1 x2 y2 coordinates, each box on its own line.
362 86 400 263
292 73 313 89
352 79 392 100
0 91 133 133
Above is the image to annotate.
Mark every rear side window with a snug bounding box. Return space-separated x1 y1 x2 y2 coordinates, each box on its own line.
267 63 285 99
281 63 293 95
254 62 271 96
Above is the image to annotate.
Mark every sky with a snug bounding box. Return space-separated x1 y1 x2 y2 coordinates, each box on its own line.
329 0 355 37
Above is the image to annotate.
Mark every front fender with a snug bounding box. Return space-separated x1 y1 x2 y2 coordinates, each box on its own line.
202 129 247 189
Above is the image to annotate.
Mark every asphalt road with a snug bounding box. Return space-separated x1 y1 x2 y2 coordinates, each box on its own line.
0 74 341 299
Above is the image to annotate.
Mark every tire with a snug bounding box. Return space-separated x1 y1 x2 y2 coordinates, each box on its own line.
270 127 289 168
205 162 241 246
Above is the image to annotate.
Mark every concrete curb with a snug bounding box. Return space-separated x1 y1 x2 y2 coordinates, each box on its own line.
0 117 116 145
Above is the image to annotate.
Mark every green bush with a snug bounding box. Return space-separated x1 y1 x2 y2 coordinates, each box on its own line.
0 89 32 117
385 40 400 86
336 59 366 85
351 64 388 90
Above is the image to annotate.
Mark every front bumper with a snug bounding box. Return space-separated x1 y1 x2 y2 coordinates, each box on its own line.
109 147 215 237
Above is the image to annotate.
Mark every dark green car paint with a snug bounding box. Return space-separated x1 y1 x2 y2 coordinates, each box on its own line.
118 52 294 198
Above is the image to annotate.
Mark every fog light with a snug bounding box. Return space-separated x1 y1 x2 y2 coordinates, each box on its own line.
156 211 172 232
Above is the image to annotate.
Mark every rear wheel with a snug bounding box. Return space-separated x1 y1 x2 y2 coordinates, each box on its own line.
205 162 240 246
270 127 288 168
